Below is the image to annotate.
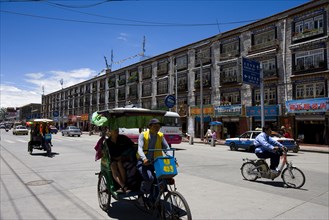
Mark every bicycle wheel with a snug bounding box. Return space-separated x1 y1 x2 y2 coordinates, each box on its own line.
241 162 258 181
97 173 111 211
162 191 192 220
281 167 305 189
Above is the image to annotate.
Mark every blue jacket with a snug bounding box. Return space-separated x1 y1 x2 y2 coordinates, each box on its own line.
254 132 284 154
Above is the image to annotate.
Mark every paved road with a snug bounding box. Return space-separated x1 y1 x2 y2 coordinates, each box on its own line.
1 130 328 219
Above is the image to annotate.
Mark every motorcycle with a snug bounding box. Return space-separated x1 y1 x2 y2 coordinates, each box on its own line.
240 147 305 189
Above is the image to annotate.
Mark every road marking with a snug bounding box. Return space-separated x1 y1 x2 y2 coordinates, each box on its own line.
4 140 15 144
17 140 27 143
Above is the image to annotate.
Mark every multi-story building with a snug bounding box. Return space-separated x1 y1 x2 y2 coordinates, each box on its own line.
42 0 329 145
19 103 42 122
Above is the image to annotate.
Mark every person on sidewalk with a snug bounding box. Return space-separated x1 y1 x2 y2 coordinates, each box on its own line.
254 125 285 173
204 127 212 143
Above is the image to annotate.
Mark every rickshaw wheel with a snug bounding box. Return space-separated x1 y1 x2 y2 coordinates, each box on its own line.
97 172 111 211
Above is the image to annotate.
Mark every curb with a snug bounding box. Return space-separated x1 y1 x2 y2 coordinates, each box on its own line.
182 140 329 154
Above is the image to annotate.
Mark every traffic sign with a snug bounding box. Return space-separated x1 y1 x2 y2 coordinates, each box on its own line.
165 95 176 108
242 57 260 87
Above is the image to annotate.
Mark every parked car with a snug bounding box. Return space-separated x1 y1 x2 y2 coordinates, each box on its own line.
49 125 58 134
13 125 29 135
61 126 81 137
224 130 299 153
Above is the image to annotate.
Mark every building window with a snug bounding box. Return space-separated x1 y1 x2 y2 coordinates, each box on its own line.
108 77 115 88
294 48 325 71
157 79 168 94
195 69 211 88
195 92 211 105
118 88 125 100
157 60 168 75
220 39 240 59
118 73 126 86
292 12 324 41
221 91 241 105
143 65 152 79
128 69 138 83
195 47 211 66
99 92 105 104
142 81 152 97
261 58 277 78
254 87 277 105
129 84 138 99
251 28 276 51
220 66 239 84
108 90 115 102
92 82 97 92
142 98 152 109
156 97 167 109
295 82 325 99
177 73 188 92
176 55 188 70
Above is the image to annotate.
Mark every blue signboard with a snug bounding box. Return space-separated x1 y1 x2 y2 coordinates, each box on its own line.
164 95 176 108
242 57 260 87
285 97 329 114
246 105 279 117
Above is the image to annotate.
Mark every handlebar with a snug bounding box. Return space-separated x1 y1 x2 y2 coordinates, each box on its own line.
276 146 287 154
142 148 177 166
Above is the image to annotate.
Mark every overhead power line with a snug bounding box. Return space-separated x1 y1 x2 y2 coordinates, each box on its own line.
0 9 260 27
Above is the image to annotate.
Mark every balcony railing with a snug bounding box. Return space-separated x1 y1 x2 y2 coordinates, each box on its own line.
292 28 324 41
220 75 239 84
250 39 278 52
220 50 239 60
195 79 211 88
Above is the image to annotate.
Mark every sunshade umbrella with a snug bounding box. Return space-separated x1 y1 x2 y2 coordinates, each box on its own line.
209 121 222 126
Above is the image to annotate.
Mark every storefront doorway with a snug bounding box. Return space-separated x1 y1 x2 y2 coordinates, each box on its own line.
297 120 325 144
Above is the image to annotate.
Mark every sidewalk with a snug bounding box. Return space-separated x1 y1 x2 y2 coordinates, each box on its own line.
182 138 329 154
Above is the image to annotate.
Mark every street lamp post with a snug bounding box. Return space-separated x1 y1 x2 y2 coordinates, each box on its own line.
190 40 210 140
199 54 204 141
175 65 178 113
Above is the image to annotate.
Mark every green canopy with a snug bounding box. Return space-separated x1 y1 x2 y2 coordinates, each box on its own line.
91 107 166 130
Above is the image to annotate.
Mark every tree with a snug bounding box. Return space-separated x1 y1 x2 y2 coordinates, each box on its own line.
0 108 7 121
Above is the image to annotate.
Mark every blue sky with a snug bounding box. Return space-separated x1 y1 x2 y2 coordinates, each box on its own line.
0 0 310 108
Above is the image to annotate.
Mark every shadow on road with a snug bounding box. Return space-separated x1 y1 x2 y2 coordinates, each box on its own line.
29 152 60 158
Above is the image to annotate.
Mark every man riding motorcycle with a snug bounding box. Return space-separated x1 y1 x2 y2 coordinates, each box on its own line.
254 125 285 174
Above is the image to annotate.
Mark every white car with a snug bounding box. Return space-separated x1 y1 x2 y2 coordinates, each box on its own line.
13 125 29 135
61 126 82 137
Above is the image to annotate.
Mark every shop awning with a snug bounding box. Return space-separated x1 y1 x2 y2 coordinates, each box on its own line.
295 114 325 121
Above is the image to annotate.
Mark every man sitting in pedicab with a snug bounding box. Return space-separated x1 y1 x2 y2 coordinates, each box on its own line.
29 124 43 146
106 127 136 193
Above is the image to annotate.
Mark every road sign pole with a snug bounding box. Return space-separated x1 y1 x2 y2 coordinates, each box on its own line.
260 67 265 128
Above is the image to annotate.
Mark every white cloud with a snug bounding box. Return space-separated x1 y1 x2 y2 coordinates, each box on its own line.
25 72 44 80
117 33 128 41
0 68 96 108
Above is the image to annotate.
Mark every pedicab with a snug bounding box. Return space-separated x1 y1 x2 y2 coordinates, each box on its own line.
27 118 53 157
93 107 192 219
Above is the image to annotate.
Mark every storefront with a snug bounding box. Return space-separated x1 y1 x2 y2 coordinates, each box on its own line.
190 105 214 138
81 113 89 131
246 105 280 131
286 97 329 145
214 104 248 138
